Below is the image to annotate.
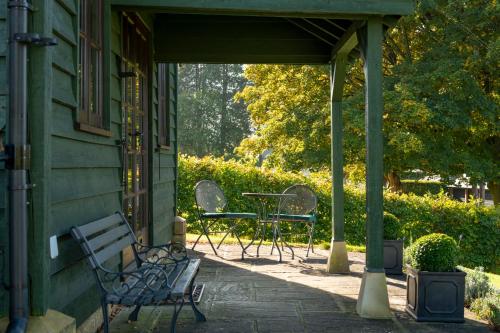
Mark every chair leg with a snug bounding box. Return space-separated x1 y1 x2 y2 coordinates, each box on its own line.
189 278 206 322
276 224 292 260
306 223 315 257
128 305 142 322
217 230 231 249
256 223 266 257
101 302 109 333
170 298 185 333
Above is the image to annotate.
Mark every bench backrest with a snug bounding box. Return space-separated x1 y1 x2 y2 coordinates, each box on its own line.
71 212 137 270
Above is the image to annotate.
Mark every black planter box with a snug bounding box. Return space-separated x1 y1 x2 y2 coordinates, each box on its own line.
406 266 466 322
383 239 403 275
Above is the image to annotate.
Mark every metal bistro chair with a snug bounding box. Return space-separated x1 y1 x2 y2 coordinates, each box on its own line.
273 184 318 257
193 180 257 258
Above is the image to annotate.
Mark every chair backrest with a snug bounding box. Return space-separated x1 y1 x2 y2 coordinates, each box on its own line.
71 212 137 270
280 184 318 215
194 180 227 213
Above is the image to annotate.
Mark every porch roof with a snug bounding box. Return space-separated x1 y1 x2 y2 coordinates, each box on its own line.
110 0 414 64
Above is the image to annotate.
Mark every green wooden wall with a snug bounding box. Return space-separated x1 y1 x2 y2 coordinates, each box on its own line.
48 0 122 323
0 1 177 325
0 0 8 317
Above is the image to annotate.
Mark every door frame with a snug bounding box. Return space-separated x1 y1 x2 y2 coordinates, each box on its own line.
120 12 152 265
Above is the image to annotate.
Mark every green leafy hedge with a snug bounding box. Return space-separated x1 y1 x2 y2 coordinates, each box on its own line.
401 180 446 196
177 155 500 271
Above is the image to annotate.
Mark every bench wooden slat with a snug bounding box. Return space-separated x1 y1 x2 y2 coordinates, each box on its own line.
171 259 200 297
88 224 131 251
77 213 124 237
94 236 133 266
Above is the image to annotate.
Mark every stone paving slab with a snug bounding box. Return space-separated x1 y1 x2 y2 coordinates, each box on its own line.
109 242 490 333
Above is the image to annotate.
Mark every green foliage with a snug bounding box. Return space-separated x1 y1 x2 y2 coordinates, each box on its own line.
405 233 459 272
463 267 494 307
401 180 446 196
470 296 500 331
383 212 401 240
178 64 251 157
179 155 500 271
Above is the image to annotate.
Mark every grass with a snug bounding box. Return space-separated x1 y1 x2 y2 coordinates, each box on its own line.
186 233 366 253
459 266 500 290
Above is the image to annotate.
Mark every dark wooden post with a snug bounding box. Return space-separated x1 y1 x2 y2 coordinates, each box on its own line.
355 17 391 319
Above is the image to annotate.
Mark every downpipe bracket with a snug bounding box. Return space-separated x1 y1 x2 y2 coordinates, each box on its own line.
13 33 57 46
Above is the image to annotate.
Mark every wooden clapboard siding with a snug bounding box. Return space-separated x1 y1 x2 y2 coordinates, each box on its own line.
46 2 123 323
0 0 7 316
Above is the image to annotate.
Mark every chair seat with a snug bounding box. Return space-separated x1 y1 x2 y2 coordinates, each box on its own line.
268 214 316 222
202 212 257 219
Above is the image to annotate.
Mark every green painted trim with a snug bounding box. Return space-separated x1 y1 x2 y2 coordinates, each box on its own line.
330 56 347 242
358 18 384 271
110 0 415 16
28 0 53 316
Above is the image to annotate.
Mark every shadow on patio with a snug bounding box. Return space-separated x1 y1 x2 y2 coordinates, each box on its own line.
110 242 489 333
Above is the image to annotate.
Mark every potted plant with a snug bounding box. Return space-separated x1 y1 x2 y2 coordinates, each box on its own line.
405 233 466 322
383 212 403 275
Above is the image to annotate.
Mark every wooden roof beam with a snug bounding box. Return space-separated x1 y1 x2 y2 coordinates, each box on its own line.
330 21 363 60
110 0 415 17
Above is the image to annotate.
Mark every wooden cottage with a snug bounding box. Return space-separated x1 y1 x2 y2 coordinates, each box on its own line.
0 1 414 332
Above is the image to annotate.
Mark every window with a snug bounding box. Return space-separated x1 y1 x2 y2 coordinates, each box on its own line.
158 64 170 147
79 0 104 130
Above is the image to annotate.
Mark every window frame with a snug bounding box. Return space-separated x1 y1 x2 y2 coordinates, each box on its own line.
157 63 171 149
77 0 111 136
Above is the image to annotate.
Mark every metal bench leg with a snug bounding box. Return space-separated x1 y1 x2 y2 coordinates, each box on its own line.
128 305 142 322
170 298 185 333
189 278 206 322
101 301 109 333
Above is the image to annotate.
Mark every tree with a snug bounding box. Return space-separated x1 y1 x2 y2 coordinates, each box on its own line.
178 64 251 157
236 0 499 204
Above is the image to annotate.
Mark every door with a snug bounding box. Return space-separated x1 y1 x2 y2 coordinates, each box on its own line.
121 13 150 264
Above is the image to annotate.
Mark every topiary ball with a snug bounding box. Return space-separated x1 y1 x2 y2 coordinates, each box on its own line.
405 233 459 272
383 212 401 240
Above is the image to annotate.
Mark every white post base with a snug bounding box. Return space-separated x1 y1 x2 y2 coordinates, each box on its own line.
326 240 350 273
356 269 393 319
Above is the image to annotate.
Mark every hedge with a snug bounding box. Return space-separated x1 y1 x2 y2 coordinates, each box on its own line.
401 180 446 196
177 155 500 271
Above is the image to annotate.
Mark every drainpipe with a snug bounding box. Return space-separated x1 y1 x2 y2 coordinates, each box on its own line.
5 2 56 333
6 1 30 332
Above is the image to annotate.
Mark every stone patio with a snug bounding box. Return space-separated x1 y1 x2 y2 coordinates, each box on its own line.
110 242 490 333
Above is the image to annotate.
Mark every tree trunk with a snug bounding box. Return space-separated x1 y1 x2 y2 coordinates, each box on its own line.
219 64 228 155
386 171 402 192
489 181 500 207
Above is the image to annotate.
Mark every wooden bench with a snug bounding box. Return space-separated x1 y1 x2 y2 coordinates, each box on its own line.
71 212 206 333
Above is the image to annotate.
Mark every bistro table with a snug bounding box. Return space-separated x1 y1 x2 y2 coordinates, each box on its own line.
241 192 297 262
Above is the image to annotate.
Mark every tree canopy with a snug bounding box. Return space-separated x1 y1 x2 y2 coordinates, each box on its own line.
235 0 499 197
